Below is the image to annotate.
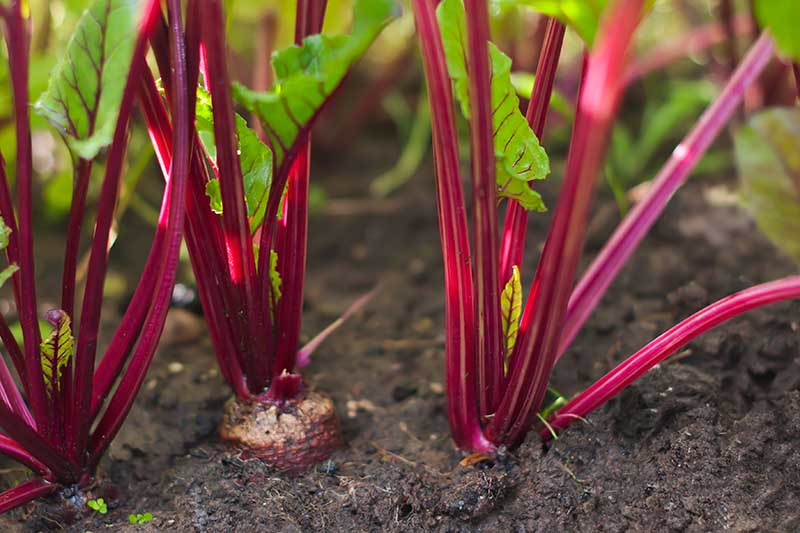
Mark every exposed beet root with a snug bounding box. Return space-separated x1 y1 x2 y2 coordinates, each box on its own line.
219 391 343 473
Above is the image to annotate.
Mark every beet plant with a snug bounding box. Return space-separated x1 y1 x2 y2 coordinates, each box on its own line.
412 0 800 453
140 0 395 471
0 0 191 513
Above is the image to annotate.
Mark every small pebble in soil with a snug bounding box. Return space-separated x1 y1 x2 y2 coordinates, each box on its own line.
429 382 444 394
317 459 338 476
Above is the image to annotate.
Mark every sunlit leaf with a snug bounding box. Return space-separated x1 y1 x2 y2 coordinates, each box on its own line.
509 72 574 119
204 179 223 214
492 0 607 45
494 0 652 46
500 265 522 362
539 386 568 420
734 108 800 264
0 217 18 288
753 0 800 61
438 0 549 211
35 0 142 160
268 249 282 319
233 0 397 176
40 309 75 398
195 87 273 230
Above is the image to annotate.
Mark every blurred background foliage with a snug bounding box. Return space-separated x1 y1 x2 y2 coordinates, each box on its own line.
0 0 793 228
0 0 793 327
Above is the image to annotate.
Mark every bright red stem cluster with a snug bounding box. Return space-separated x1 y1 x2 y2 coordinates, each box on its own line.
0 0 191 512
413 0 797 452
141 0 331 404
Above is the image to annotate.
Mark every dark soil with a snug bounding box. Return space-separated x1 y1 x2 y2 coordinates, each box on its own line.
2 135 799 531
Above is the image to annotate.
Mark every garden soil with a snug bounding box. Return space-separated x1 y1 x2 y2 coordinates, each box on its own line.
1 135 798 532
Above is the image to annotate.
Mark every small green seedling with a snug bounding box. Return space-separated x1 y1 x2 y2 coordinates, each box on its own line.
87 498 107 515
129 512 154 524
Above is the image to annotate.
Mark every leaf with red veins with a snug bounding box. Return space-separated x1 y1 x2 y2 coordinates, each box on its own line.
35 0 143 160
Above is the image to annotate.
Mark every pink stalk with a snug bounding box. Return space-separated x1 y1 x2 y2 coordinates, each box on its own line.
0 403 77 481
558 33 775 359
273 150 311 378
0 310 25 385
464 0 504 417
411 0 490 452
0 348 33 427
60 159 92 319
88 0 190 467
1 1 47 430
69 0 161 462
487 0 643 448
149 12 252 398
545 276 800 437
271 0 327 384
200 0 270 392
135 60 249 399
0 435 48 476
792 63 800 101
90 78 177 416
296 286 379 369
0 479 56 515
57 159 92 449
499 18 566 285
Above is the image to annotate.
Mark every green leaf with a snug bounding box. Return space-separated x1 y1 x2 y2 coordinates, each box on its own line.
204 180 223 214
509 72 574 120
539 386 568 420
734 108 800 264
500 265 522 363
35 0 142 160
39 309 75 398
0 215 18 284
494 0 653 47
269 250 282 304
129 512 153 524
233 0 397 173
195 87 273 231
0 264 18 289
438 0 549 212
493 0 607 45
87 498 107 514
754 0 800 61
0 217 11 250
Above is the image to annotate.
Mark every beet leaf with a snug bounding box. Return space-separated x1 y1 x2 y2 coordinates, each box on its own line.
734 108 800 263
196 87 273 231
753 1 800 60
500 265 522 359
493 0 608 45
34 0 142 159
233 0 396 169
39 310 73 398
0 218 18 288
439 0 549 211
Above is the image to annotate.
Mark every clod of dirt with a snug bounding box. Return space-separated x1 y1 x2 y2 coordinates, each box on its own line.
219 391 343 473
